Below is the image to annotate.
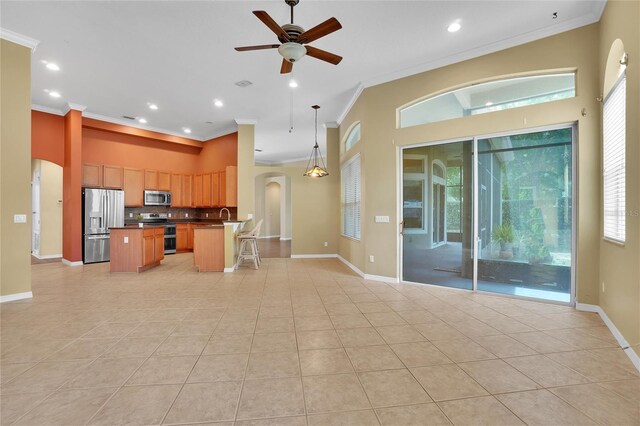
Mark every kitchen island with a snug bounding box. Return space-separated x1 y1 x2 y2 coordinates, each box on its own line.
192 225 225 272
109 225 164 272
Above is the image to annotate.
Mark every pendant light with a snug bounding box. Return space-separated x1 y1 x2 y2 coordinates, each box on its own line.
304 105 329 178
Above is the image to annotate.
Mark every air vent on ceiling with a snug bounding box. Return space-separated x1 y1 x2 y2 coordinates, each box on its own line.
235 80 253 87
254 149 263 152
122 115 136 120
205 121 214 124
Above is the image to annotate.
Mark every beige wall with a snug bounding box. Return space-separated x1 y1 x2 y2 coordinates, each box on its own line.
237 124 256 220
598 0 640 351
1 39 32 297
33 159 63 257
339 24 602 301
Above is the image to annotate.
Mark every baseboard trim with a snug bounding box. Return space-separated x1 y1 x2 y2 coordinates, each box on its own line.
576 302 640 372
364 273 400 284
336 255 365 278
0 292 33 303
62 258 83 267
279 237 292 241
223 267 235 273
259 235 280 239
32 253 62 260
291 254 338 259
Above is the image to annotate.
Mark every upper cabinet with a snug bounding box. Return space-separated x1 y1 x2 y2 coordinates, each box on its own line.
82 163 236 207
103 165 124 189
82 163 124 189
123 168 144 207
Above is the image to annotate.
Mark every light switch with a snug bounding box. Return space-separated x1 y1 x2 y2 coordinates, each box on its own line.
375 216 390 223
13 214 27 223
248 213 253 219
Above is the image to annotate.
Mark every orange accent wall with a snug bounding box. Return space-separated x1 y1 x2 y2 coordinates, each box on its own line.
82 128 201 173
83 118 202 148
32 110 65 166
197 133 238 172
62 109 83 262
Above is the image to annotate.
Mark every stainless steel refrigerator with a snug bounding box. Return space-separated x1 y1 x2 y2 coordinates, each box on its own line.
83 188 124 263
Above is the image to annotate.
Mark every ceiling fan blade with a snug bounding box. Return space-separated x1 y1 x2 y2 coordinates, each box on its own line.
305 45 342 65
235 44 280 52
280 59 293 74
298 17 342 44
253 10 289 41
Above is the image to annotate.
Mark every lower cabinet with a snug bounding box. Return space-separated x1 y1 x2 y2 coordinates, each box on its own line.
176 224 188 251
110 227 164 272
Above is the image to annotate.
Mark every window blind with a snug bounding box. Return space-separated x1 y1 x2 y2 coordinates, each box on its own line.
603 73 626 243
341 154 361 240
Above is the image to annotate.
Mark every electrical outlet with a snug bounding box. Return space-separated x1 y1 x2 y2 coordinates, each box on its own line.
369 255 375 263
129 213 133 218
248 213 253 219
185 213 189 218
13 214 27 223
206 213 209 218
324 241 328 247
124 236 129 244
168 213 172 218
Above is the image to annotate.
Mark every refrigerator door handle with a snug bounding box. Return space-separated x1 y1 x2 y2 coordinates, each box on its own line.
87 235 110 240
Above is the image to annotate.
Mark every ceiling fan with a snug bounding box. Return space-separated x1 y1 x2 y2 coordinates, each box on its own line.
235 0 343 74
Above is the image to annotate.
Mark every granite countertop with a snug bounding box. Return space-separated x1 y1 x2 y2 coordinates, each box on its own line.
111 224 165 229
192 224 225 229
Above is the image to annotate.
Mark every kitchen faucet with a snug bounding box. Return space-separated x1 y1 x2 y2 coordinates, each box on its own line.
219 208 231 221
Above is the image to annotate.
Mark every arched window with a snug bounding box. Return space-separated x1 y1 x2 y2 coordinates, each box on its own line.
344 122 361 152
603 40 627 243
398 72 576 128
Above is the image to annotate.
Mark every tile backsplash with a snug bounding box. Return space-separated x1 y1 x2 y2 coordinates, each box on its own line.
125 206 237 221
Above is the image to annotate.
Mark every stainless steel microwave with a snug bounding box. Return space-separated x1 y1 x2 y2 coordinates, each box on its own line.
144 190 172 206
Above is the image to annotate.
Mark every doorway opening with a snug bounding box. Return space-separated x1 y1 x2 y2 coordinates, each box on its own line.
31 159 63 264
255 173 292 258
401 126 575 304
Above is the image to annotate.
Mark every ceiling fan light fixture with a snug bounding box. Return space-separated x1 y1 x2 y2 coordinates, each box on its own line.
279 42 306 63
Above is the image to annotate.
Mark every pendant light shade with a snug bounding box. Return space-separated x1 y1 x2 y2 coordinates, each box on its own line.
304 105 329 178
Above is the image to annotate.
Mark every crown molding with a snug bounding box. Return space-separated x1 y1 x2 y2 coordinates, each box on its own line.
360 11 604 90
68 103 87 112
324 122 339 129
202 123 239 141
31 104 65 116
82 111 203 142
0 28 39 52
235 119 258 125
336 83 364 126
591 0 607 21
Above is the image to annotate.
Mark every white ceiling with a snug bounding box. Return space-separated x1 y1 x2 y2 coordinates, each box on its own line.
1 1 605 163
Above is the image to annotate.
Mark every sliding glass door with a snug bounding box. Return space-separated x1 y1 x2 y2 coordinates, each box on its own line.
402 141 475 290
401 127 574 303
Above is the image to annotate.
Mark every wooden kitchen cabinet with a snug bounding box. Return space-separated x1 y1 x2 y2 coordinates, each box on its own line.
225 166 237 207
110 226 164 272
182 174 193 207
82 163 102 187
144 169 158 190
211 172 220 207
176 224 188 251
158 171 171 191
171 173 182 206
102 165 123 189
123 168 144 207
142 227 164 266
202 173 212 207
193 226 225 272
193 174 203 207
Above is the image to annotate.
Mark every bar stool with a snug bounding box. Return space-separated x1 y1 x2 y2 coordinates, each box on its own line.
236 219 263 269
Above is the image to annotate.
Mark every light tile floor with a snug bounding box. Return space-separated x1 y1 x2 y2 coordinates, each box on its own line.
1 254 638 425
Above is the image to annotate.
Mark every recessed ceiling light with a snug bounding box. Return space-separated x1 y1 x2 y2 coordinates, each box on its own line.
138 118 147 124
183 128 192 134
45 62 60 71
49 91 61 98
214 99 224 107
289 80 298 88
447 21 461 33
485 101 493 106
148 103 158 110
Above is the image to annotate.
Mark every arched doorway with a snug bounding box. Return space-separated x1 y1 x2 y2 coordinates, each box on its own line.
255 173 292 258
31 159 63 263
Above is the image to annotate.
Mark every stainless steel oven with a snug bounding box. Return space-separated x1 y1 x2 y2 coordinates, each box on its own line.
164 222 176 254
